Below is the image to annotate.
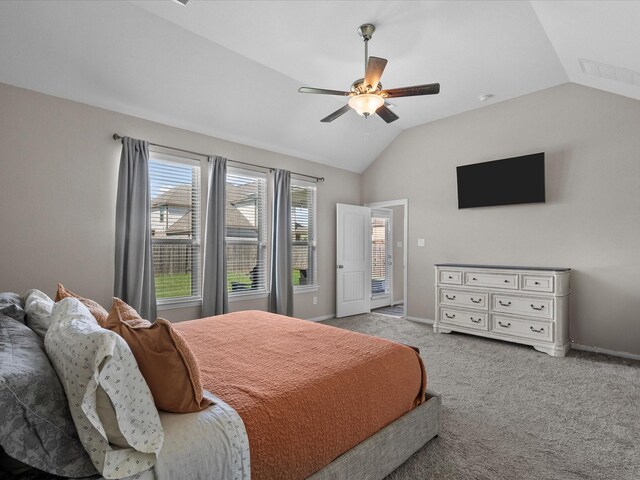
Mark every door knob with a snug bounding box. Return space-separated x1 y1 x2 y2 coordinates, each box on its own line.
337 265 344 269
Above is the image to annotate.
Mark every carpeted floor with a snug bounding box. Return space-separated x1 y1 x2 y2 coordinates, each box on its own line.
323 314 640 480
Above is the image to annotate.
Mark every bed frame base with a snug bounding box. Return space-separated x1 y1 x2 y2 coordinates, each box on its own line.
308 390 442 480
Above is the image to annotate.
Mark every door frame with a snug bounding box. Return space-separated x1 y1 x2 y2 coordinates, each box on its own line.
364 199 408 319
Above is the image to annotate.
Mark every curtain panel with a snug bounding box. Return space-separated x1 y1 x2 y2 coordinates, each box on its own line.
202 155 229 316
114 137 156 321
269 169 293 316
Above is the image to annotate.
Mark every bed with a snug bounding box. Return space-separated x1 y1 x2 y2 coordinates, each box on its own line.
172 310 441 480
1 293 441 480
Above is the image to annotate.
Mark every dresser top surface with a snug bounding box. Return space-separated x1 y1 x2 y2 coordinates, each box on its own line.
434 263 571 272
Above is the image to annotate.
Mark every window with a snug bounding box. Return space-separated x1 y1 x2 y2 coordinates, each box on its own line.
149 152 201 304
226 168 267 296
371 214 390 296
291 178 317 288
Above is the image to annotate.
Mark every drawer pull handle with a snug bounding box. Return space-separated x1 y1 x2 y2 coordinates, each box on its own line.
530 304 545 311
445 294 456 300
445 313 456 319
498 321 511 328
448 275 453 279
470 317 482 324
534 281 540 285
504 280 509 283
530 326 545 333
472 277 477 281
470 297 482 304
498 301 512 307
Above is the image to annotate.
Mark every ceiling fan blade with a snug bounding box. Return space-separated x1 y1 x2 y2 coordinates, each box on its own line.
298 87 352 96
320 104 352 123
376 104 399 123
364 56 388 90
381 83 440 98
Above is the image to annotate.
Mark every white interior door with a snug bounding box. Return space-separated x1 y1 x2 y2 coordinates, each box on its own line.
336 203 371 318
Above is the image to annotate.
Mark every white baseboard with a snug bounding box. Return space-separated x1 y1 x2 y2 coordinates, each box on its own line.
391 300 404 306
571 343 640 361
405 316 434 325
306 314 335 322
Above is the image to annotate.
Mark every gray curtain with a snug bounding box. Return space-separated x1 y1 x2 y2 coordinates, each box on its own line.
114 137 156 321
269 169 293 316
202 156 228 316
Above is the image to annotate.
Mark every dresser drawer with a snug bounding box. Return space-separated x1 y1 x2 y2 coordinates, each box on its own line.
522 274 554 293
492 294 553 320
440 289 488 310
439 270 462 285
440 308 488 331
464 272 518 290
491 315 553 342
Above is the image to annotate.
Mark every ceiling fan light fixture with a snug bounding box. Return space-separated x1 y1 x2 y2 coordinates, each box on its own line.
348 93 384 117
297 23 439 123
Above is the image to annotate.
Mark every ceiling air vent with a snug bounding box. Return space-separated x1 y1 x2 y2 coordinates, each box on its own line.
172 0 191 5
579 58 640 87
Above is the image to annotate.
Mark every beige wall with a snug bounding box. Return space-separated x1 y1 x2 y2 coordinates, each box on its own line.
362 83 640 356
3 81 639 356
0 82 360 321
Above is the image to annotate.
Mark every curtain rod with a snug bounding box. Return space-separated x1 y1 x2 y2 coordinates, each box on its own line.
112 134 325 182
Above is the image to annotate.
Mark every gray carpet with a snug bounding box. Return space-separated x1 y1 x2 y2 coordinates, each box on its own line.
323 314 640 480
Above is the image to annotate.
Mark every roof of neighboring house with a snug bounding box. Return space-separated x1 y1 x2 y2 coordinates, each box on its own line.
152 184 258 236
151 184 192 208
165 211 192 236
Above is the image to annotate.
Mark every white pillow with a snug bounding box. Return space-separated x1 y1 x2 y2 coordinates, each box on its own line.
45 298 164 479
24 289 54 339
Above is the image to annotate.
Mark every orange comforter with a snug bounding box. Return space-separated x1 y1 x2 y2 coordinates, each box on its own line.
174 310 426 480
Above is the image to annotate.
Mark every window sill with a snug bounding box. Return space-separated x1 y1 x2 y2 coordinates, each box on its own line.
229 291 269 302
294 285 319 294
157 297 202 311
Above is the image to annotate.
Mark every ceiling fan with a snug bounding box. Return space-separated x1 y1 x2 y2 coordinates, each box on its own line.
298 23 440 123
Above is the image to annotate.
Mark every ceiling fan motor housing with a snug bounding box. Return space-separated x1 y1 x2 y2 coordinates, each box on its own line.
351 78 382 95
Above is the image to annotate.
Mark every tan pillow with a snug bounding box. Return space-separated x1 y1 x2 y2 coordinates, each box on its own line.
55 284 108 327
104 298 212 413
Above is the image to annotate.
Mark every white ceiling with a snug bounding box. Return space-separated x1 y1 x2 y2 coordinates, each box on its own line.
0 1 638 172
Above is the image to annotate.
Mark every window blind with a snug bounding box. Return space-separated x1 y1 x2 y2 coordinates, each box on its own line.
226 168 267 294
371 216 389 295
291 178 317 287
149 153 201 302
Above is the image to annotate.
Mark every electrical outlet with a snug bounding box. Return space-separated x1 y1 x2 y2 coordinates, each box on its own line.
313 296 318 305
417 238 426 247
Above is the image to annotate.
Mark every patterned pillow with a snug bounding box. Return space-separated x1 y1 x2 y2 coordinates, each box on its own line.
24 289 55 340
45 298 164 479
0 312 96 477
55 283 109 326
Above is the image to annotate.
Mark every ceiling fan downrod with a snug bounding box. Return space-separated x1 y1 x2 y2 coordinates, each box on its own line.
357 24 376 78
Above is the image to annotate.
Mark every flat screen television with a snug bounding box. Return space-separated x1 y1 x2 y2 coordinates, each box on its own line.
456 152 545 209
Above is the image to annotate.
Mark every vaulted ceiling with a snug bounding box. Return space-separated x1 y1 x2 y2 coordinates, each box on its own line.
1 1 638 172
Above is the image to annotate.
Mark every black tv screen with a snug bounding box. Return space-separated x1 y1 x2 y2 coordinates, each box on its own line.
456 153 545 209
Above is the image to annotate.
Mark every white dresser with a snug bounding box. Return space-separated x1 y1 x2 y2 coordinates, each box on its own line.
434 264 571 357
